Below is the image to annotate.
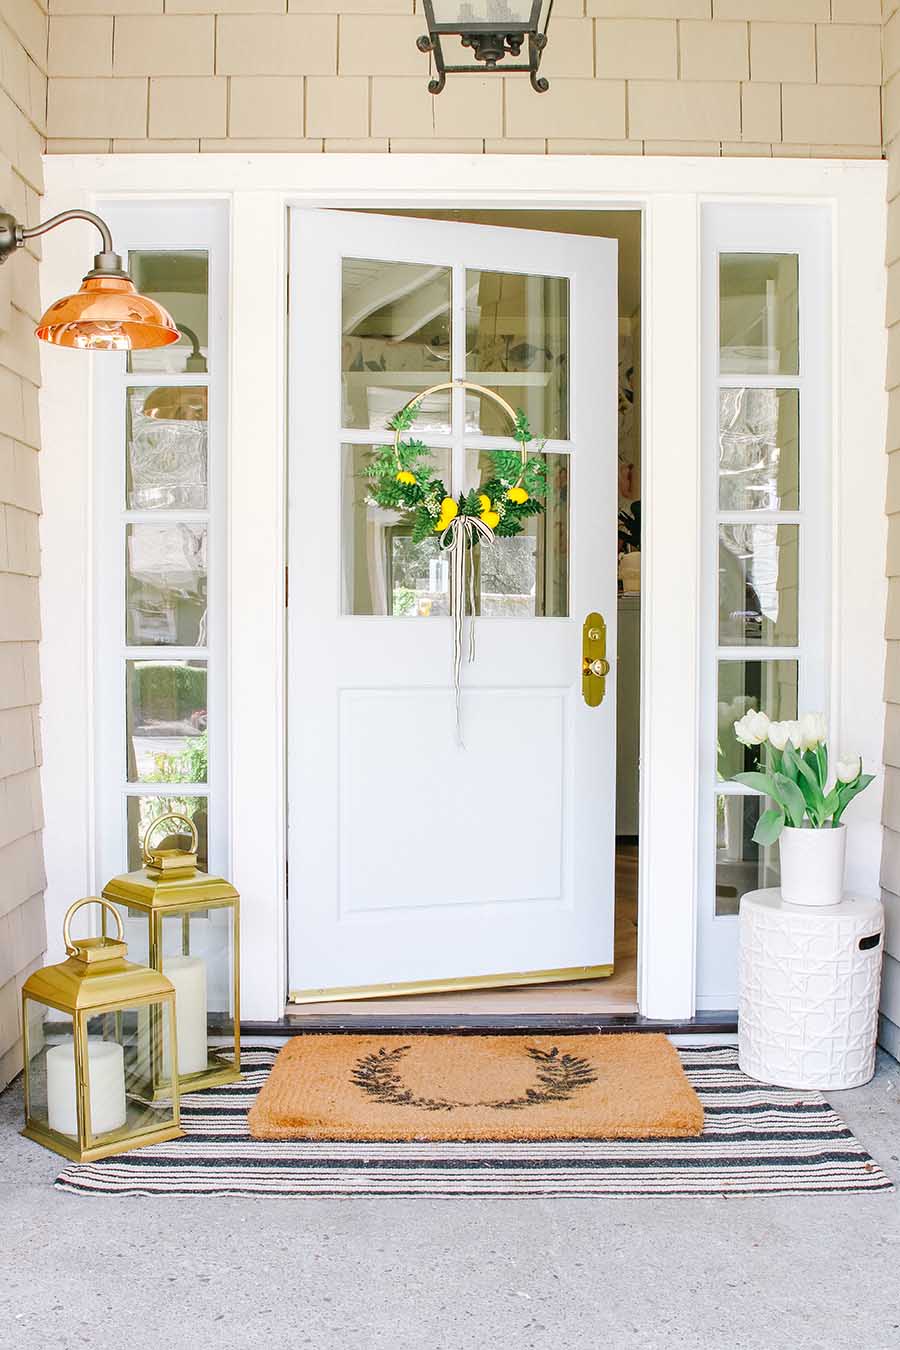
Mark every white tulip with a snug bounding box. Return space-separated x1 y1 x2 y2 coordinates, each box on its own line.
798 712 827 752
836 755 861 784
734 709 770 747
767 720 801 752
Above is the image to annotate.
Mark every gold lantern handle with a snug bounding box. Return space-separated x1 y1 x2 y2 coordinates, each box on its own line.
142 812 199 866
63 896 124 956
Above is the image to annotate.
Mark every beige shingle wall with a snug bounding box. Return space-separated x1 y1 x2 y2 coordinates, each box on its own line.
881 0 900 1056
0 0 46 1091
43 0 884 157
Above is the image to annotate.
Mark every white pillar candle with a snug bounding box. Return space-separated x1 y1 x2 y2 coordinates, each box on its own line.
46 1038 126 1138
163 954 208 1076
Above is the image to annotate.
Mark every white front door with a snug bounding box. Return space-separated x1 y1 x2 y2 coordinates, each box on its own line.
287 209 618 999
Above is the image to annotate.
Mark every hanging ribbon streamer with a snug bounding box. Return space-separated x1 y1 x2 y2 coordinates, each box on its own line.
438 513 495 746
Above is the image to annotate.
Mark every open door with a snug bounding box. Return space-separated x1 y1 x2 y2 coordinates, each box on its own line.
287 208 619 1000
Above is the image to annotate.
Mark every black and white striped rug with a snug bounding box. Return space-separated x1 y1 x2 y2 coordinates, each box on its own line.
55 1045 893 1198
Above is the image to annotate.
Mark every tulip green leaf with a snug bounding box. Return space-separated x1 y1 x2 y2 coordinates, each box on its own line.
772 772 807 828
752 807 785 847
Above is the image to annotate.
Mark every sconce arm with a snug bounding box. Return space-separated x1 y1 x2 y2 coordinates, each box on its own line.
0 206 128 278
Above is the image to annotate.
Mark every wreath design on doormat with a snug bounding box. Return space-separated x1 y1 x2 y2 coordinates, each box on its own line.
350 1044 598 1113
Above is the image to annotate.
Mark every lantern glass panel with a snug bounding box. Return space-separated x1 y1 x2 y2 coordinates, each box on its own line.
24 1002 73 1136
83 1005 177 1145
431 1 536 25
159 907 236 1078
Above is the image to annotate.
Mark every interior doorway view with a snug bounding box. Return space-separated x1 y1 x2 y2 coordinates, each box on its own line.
286 207 643 1020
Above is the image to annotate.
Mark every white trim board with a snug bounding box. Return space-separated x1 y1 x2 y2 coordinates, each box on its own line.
37 154 888 1022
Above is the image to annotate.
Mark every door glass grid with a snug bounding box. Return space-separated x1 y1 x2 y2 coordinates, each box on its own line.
714 253 802 915
340 259 571 618
124 248 213 870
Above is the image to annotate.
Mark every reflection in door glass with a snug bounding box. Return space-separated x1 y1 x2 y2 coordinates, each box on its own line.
716 659 797 781
718 523 799 647
126 523 208 646
719 253 799 376
127 795 208 873
341 258 452 433
718 387 798 512
342 444 452 616
465 449 569 617
127 250 209 376
715 793 779 916
465 270 568 440
126 386 208 510
126 659 208 783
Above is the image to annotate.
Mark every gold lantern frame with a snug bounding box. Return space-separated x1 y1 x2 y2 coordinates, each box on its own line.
101 813 241 1097
21 897 183 1163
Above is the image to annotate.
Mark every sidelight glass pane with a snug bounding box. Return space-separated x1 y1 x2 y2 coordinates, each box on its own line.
465 447 569 617
715 792 780 917
716 659 798 780
718 387 799 512
127 795 208 874
126 386 208 511
465 269 569 440
718 523 799 647
341 443 452 616
127 250 209 375
719 253 799 376
341 258 452 433
126 660 207 784
126 523 207 646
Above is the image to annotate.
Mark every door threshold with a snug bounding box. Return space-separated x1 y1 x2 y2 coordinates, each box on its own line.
243 1010 738 1035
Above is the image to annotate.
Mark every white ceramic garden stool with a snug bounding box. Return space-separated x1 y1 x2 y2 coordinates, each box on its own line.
738 888 884 1090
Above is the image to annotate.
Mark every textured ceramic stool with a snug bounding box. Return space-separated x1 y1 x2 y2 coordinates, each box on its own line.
738 888 884 1090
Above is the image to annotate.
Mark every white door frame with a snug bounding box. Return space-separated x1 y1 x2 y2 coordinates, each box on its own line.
37 153 888 1022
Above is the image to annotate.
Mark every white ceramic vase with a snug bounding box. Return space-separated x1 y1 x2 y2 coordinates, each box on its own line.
779 824 846 906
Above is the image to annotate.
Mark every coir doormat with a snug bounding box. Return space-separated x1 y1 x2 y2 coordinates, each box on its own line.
248 1033 702 1142
54 1044 894 1198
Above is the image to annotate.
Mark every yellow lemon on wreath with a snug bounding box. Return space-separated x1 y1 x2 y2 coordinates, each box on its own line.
478 493 492 514
481 510 501 530
396 470 416 485
435 496 458 531
506 485 528 505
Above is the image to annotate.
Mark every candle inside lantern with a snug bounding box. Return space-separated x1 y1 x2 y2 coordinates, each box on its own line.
163 954 208 1075
46 1038 126 1138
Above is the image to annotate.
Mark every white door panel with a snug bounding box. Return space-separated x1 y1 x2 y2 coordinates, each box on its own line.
288 208 618 997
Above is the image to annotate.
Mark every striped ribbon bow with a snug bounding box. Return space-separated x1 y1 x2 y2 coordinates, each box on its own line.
438 513 495 746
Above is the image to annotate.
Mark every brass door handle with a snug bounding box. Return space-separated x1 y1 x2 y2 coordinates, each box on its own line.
582 612 611 707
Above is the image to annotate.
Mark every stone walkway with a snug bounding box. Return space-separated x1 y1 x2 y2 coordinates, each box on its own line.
1 1047 898 1350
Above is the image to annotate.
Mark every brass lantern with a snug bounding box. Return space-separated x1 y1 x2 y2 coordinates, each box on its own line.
101 813 240 1095
21 898 182 1163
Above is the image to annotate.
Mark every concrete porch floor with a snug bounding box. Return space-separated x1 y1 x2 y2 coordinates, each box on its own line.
1 1049 899 1350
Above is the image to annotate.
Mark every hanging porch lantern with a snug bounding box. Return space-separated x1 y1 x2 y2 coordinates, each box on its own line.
417 1 554 94
101 813 240 1096
21 898 182 1163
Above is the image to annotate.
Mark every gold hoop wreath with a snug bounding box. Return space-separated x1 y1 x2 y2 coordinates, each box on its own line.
366 379 548 742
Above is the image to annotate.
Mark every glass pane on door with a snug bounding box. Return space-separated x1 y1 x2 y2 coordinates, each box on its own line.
716 658 798 779
126 386 208 511
127 250 209 376
341 259 452 433
465 270 569 439
342 444 452 616
715 792 780 916
718 523 799 647
127 795 209 873
126 659 207 783
718 387 799 512
465 447 569 617
719 253 799 376
126 523 208 646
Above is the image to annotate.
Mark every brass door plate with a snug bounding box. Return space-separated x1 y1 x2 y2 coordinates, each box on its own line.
582 611 610 707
